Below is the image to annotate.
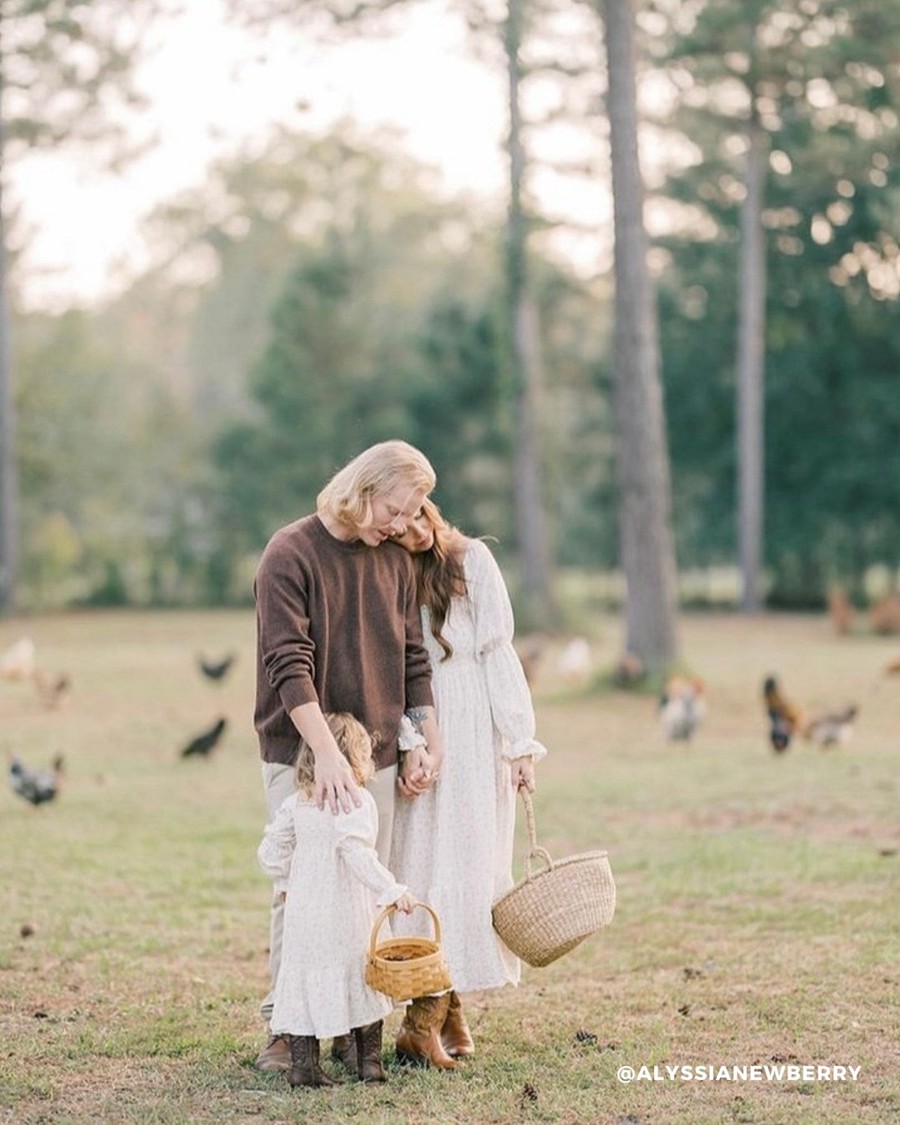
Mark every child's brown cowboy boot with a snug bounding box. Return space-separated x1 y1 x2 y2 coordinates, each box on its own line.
286 1035 338 1088
354 1020 387 1083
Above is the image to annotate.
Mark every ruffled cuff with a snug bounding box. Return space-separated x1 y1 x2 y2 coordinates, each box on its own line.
501 737 548 763
398 713 427 753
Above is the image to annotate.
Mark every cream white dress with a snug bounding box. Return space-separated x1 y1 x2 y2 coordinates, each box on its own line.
389 538 548 993
258 789 406 1038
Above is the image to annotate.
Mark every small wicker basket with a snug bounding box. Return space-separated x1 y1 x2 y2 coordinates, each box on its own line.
365 902 452 1001
492 790 616 967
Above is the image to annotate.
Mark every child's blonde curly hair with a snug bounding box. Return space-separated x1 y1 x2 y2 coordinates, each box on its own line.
294 712 376 796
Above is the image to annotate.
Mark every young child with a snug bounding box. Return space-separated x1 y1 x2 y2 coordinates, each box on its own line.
257 712 417 1087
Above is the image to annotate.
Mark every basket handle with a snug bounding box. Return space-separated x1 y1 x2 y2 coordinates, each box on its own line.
368 901 442 957
519 789 554 879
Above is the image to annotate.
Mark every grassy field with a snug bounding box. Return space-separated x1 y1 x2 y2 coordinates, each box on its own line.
0 609 898 1124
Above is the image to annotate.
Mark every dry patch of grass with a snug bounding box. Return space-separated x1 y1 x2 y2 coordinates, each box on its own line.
1 609 898 1123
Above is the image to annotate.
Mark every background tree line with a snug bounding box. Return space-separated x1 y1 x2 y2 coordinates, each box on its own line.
4 0 900 621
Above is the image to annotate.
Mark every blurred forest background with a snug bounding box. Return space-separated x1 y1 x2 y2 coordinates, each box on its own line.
2 0 899 629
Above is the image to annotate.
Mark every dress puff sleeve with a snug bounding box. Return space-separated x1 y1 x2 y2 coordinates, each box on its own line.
257 794 296 896
335 793 409 907
468 539 548 763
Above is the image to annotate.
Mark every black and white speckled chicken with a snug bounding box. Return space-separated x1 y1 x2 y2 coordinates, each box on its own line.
9 753 64 806
803 705 859 747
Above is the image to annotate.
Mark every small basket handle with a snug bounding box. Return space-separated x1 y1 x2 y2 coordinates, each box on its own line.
368 901 442 957
519 788 555 880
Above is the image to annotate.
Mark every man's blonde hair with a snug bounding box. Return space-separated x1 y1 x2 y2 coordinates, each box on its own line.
317 440 436 531
294 712 376 795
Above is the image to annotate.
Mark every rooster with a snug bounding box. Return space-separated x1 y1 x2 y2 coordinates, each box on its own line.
197 653 237 682
181 717 228 759
763 675 804 752
9 753 64 806
660 676 707 742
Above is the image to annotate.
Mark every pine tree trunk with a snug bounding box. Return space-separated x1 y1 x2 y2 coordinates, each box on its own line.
504 0 556 626
736 110 767 613
0 142 18 616
603 0 679 675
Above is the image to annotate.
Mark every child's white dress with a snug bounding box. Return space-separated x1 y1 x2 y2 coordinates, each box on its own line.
390 538 548 993
258 788 406 1039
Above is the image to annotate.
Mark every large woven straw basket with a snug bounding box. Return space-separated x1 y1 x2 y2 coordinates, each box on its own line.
492 790 616 967
365 902 452 1001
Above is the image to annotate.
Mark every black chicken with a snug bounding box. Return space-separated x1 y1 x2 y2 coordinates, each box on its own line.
181 717 228 759
9 753 64 806
197 653 237 682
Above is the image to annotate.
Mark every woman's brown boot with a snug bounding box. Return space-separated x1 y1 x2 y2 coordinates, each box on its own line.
395 994 460 1070
354 1020 387 1083
330 1033 357 1073
287 1035 338 1088
440 990 475 1058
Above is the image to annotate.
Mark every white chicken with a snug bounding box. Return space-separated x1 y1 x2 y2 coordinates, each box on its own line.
660 676 707 742
556 637 593 684
803 705 858 747
1 637 36 681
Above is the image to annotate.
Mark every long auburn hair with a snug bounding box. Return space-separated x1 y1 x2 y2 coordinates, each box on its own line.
412 498 467 661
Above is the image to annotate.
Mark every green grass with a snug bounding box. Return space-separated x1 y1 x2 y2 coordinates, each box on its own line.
0 609 898 1123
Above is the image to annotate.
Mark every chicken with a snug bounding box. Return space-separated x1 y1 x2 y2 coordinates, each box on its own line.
181 717 228 759
763 675 858 751
197 652 237 682
763 675 804 752
827 587 855 635
870 592 900 635
9 753 64 806
612 652 645 687
803 705 859 747
556 637 593 685
1 637 36 681
515 634 547 688
33 670 71 710
660 676 707 742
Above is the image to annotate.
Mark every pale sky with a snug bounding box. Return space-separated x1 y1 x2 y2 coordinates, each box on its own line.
10 0 512 308
11 0 613 310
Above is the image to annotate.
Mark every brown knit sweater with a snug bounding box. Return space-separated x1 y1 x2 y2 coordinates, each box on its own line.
253 514 433 770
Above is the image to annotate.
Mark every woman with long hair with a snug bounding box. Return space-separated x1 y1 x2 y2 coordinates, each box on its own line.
389 498 547 1065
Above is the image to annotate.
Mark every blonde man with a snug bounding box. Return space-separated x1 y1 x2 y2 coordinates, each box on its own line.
253 440 443 1073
